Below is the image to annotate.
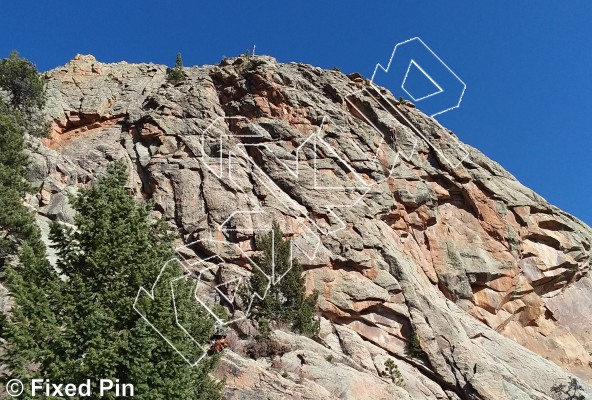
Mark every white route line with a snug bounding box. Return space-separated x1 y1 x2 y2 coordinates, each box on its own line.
136 36 469 367
133 260 207 367
366 84 469 168
402 59 443 102
199 116 371 237
134 239 274 366
370 36 467 118
365 37 469 168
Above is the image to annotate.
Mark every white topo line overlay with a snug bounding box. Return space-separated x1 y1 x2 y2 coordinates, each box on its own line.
368 36 469 167
135 37 469 366
402 60 443 102
371 36 467 117
133 239 276 366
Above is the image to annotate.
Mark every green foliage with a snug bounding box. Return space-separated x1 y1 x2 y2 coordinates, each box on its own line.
0 52 47 263
238 49 256 73
167 52 187 85
405 332 425 358
0 52 48 137
212 303 230 322
0 108 41 259
331 66 341 72
0 52 66 393
257 317 272 339
246 221 319 336
1 163 223 399
0 51 220 399
383 359 404 386
0 57 50 386
0 51 45 112
551 378 586 400
325 354 334 363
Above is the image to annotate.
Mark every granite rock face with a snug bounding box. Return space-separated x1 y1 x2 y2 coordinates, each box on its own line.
27 53 592 399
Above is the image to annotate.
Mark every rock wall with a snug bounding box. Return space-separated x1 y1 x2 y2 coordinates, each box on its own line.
27 54 592 399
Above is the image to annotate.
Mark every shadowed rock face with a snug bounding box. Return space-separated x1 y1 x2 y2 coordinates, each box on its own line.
28 53 592 399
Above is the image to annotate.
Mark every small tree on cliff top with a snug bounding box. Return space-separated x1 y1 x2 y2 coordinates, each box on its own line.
167 52 187 85
0 51 45 111
0 51 48 137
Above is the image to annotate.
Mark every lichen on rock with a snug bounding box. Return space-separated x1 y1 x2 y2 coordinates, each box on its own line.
26 54 592 399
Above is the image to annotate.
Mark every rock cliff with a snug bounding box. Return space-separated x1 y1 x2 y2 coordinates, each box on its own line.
27 54 592 399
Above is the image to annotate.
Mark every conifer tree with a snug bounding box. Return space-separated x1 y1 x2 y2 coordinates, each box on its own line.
0 52 221 400
176 52 184 69
0 51 222 398
0 105 38 258
0 51 45 111
0 51 65 396
0 52 48 137
247 221 319 336
167 52 187 85
2 163 223 399
0 51 46 260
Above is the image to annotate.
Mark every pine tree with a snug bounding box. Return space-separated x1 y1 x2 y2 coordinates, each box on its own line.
0 51 67 396
167 52 187 85
0 51 221 399
0 51 49 307
0 51 48 141
247 221 319 336
0 51 47 259
0 51 45 111
176 52 184 69
405 332 425 358
0 104 38 258
1 163 223 399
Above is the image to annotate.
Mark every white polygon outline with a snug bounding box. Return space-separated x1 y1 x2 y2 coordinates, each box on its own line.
311 117 371 190
218 207 320 262
178 239 273 323
133 259 209 367
362 37 470 168
138 109 379 365
137 102 432 366
199 116 371 191
170 273 211 364
402 59 443 102
215 277 243 304
196 117 318 254
370 36 466 117
136 38 470 366
345 87 419 178
134 239 274 367
198 116 370 237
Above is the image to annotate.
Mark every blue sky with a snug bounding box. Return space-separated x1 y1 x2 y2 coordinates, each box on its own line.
2 1 591 225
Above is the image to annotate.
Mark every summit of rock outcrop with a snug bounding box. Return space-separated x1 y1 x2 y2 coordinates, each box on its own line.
27 54 592 399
